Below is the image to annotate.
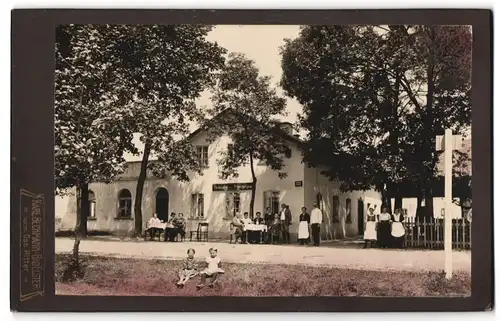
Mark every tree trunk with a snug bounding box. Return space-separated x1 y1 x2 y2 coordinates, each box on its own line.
416 186 423 216
78 182 90 237
73 185 82 266
379 182 391 213
134 140 152 236
73 182 89 265
421 26 436 220
249 154 257 220
394 185 403 211
389 68 402 214
424 185 434 219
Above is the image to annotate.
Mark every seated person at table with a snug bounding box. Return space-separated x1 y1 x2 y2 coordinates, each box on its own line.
248 212 265 244
269 213 282 244
232 214 245 244
164 212 177 242
253 212 265 224
147 213 163 239
241 212 252 243
173 213 186 241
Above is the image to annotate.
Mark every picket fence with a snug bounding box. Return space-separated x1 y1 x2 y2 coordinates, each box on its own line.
403 217 471 249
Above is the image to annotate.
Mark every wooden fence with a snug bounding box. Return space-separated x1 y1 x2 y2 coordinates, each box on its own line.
404 217 471 250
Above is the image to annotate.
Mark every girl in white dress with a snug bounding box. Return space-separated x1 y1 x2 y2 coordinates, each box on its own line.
363 206 378 248
391 208 406 248
197 248 224 289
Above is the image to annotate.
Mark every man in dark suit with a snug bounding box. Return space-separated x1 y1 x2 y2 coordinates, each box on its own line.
253 212 265 225
264 207 273 226
280 204 292 244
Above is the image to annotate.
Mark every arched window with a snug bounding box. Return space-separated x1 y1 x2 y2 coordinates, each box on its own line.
89 190 96 218
155 188 169 222
118 189 132 218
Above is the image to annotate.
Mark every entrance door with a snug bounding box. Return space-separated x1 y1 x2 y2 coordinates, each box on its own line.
357 198 364 234
155 188 169 222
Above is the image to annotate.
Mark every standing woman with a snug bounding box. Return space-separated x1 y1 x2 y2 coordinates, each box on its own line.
377 206 392 248
363 206 378 248
298 207 310 245
391 208 406 248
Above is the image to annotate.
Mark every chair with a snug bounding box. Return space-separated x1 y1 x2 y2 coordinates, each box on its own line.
144 223 159 241
174 229 186 242
229 223 240 244
190 222 209 242
269 224 281 244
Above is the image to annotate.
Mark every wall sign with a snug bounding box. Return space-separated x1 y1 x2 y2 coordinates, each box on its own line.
212 183 253 191
294 181 303 187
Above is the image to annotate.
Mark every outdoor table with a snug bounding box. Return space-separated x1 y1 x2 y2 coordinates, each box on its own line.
151 222 168 229
146 222 168 241
243 224 268 243
244 224 268 232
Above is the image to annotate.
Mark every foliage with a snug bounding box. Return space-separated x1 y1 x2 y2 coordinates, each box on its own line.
207 53 290 216
106 25 227 235
55 24 136 192
280 25 472 205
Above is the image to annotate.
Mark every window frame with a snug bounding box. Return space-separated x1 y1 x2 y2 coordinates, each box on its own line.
332 195 340 223
117 189 132 218
88 190 97 219
263 190 280 216
196 145 209 168
345 198 352 223
190 193 205 219
225 192 241 218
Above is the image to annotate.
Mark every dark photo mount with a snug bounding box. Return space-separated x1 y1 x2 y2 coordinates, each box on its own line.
11 9 492 312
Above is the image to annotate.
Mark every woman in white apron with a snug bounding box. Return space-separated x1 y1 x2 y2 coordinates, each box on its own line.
363 206 378 248
391 208 406 248
298 207 310 245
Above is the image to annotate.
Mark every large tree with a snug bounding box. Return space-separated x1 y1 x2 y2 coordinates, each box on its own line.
55 24 136 276
280 25 471 216
207 53 291 218
109 25 227 235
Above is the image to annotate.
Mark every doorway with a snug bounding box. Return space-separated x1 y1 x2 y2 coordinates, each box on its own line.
155 188 169 222
357 198 364 234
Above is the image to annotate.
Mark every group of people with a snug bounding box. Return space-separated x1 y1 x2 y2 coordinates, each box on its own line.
176 247 224 289
147 212 186 242
231 202 324 247
363 206 406 249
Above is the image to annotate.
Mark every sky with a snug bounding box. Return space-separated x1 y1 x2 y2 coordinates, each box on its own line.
126 25 303 161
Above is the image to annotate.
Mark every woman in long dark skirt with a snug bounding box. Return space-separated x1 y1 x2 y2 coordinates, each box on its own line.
377 206 392 248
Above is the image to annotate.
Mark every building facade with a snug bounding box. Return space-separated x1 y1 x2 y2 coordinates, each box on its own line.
56 121 382 240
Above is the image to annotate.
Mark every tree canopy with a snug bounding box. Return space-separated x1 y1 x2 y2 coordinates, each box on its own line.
55 24 228 236
108 25 227 234
55 24 136 193
281 25 471 213
208 53 291 217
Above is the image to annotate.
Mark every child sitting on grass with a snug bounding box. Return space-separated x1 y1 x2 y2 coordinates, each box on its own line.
196 247 224 289
176 248 198 288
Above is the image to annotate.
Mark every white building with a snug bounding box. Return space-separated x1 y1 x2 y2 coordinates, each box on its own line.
57 111 382 240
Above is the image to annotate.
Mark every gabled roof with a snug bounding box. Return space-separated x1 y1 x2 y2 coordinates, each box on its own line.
187 108 303 146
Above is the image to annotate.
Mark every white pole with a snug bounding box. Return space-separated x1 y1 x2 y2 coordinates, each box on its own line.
444 129 453 279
